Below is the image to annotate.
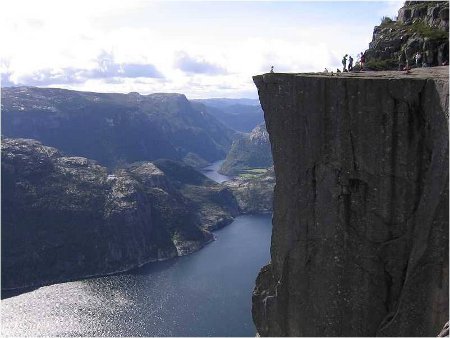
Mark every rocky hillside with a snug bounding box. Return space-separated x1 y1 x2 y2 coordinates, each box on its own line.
252 68 448 336
365 1 449 70
224 167 274 214
1 138 239 291
1 87 235 168
219 123 273 176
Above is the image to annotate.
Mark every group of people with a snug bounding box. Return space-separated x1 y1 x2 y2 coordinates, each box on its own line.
398 48 448 71
341 52 365 72
323 52 366 75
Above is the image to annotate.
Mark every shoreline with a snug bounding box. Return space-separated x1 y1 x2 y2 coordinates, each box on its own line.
2 212 271 299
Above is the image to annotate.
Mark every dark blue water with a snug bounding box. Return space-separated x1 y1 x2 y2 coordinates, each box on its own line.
201 160 231 183
1 214 272 336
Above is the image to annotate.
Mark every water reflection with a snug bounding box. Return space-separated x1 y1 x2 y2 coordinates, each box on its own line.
2 215 272 337
201 160 231 183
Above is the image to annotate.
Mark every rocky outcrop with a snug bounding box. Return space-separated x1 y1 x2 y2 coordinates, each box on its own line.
2 138 238 291
224 167 274 214
398 1 449 31
219 123 273 176
252 68 449 336
365 1 448 69
1 87 235 168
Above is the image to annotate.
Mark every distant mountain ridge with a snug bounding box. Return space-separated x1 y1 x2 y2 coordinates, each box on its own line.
192 98 264 132
192 98 260 107
1 87 235 168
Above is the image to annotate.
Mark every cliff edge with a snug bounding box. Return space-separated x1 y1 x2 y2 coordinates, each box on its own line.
252 67 449 336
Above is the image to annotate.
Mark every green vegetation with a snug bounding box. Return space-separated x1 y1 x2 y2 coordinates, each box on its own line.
410 21 448 41
380 16 393 25
365 58 398 70
238 168 268 180
378 17 448 41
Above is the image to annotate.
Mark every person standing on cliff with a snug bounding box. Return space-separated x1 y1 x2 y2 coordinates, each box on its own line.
348 55 354 71
360 52 366 70
414 52 422 67
270 66 274 73
342 54 348 72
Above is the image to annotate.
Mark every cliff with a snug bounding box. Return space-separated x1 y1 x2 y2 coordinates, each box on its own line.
252 67 449 336
1 138 238 291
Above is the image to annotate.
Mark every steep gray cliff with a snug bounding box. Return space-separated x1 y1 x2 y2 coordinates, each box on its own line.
252 67 449 336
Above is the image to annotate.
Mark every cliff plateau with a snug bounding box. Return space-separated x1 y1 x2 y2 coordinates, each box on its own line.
252 67 449 336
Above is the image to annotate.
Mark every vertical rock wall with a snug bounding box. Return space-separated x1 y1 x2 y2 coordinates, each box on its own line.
252 69 449 336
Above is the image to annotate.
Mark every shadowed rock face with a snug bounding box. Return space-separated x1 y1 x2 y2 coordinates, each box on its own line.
252 68 448 336
1 138 238 291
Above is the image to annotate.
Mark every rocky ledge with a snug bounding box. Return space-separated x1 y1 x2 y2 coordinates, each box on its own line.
252 67 448 336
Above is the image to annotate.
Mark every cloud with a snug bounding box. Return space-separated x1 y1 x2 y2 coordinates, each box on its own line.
88 51 163 79
1 72 14 87
174 52 226 75
7 51 163 86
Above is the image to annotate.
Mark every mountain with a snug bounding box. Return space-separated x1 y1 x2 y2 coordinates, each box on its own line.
191 98 264 132
365 1 448 70
1 87 235 168
1 137 239 291
192 98 260 108
219 123 273 176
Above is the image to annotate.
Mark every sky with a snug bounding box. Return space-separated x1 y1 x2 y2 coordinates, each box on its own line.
1 0 403 99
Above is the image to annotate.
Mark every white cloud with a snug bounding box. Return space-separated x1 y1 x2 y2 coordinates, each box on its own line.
1 1 402 98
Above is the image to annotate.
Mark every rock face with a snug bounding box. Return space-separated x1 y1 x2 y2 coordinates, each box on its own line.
2 138 238 291
219 123 273 176
252 68 449 336
398 1 449 31
1 87 235 168
365 1 448 69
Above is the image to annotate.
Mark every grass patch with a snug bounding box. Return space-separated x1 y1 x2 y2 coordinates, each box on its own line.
410 21 449 41
238 168 268 180
365 58 398 70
